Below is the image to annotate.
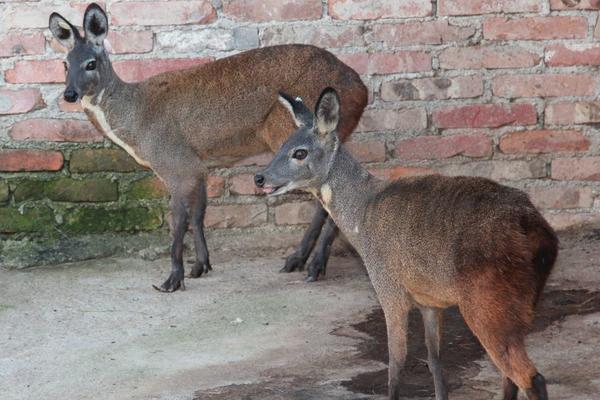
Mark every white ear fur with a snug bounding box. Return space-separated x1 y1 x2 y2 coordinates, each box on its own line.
278 94 305 128
103 38 113 53
49 13 78 49
315 89 340 136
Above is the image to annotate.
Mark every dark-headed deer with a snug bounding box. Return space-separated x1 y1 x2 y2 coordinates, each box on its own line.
256 87 558 400
48 4 367 291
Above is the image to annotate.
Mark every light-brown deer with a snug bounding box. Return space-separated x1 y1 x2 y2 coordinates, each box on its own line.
256 87 558 400
48 4 367 292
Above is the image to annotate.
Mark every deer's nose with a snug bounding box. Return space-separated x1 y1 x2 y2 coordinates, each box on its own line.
64 90 78 103
254 174 265 188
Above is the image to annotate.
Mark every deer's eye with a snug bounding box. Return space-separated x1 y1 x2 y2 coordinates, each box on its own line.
292 149 308 160
85 60 96 71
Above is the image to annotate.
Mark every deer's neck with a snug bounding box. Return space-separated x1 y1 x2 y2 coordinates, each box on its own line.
316 143 381 246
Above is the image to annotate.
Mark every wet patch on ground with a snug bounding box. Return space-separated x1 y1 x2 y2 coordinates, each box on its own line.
342 289 600 397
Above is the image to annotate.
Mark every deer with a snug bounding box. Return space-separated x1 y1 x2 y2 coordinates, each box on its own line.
255 87 558 400
48 3 368 292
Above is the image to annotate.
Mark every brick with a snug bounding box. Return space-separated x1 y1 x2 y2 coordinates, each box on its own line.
261 24 365 48
552 157 600 181
110 1 216 26
381 76 483 101
433 104 537 129
357 108 427 132
439 0 541 15
545 212 600 231
492 74 596 98
546 44 600 67
527 186 593 209
58 98 84 113
3 2 102 29
127 177 168 200
0 181 9 204
107 31 154 54
338 52 431 75
395 134 492 160
158 28 258 52
223 0 322 22
483 17 587 40
370 21 475 46
70 149 146 173
0 89 45 115
546 102 600 125
10 119 102 143
0 206 55 233
233 153 273 167
0 32 45 57
345 141 387 163
441 160 546 181
14 178 118 203
596 18 600 38
205 204 267 228
275 201 316 225
63 206 163 233
329 0 432 19
0 150 64 172
550 0 600 10
439 46 540 69
113 57 213 82
206 176 225 198
499 130 590 154
230 174 260 195
5 60 65 84
369 166 435 181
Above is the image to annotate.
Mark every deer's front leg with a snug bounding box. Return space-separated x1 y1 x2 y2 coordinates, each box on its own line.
305 216 338 282
282 203 327 273
189 178 212 278
153 196 188 292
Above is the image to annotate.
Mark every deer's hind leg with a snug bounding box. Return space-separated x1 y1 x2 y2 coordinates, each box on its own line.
188 178 212 278
419 306 448 400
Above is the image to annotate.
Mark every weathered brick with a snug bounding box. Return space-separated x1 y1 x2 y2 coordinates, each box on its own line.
381 76 483 101
369 166 435 181
356 108 427 132
439 46 540 69
439 0 541 15
0 181 9 204
550 0 600 10
370 21 475 46
63 206 163 233
3 2 101 29
5 60 65 84
14 178 118 203
441 160 546 181
0 206 56 233
205 204 267 228
223 0 322 22
545 212 600 231
70 149 145 173
0 32 45 57
595 17 600 38
10 119 102 142
527 186 593 209
127 177 169 200
337 51 431 75
546 44 600 67
0 89 45 115
110 1 216 26
0 150 64 172
552 158 600 181
345 141 387 163
58 98 84 113
275 201 316 225
483 17 587 40
395 134 492 160
499 130 590 154
230 174 260 195
207 175 225 198
113 57 213 82
545 102 600 125
433 104 537 129
157 28 257 52
329 0 432 20
492 74 597 98
261 24 365 48
107 31 154 54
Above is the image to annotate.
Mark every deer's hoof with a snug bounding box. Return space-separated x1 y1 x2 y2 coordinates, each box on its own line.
281 252 306 273
188 261 212 279
153 270 185 293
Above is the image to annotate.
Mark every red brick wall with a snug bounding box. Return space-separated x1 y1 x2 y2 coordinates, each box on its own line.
1 0 600 250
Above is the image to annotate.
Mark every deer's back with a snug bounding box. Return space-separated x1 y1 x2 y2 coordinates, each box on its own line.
363 175 557 307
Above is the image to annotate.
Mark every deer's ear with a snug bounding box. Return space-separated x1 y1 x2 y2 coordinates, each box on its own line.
83 3 108 46
278 91 314 128
49 12 80 49
314 87 340 136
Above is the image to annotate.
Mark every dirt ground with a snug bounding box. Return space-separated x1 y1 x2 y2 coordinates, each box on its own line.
1 227 599 400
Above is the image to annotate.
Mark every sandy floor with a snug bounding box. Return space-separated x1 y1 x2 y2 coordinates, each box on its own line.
1 228 599 400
